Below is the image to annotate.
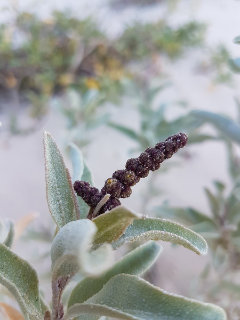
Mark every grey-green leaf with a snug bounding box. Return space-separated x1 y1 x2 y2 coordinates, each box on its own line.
51 220 113 279
190 110 240 144
68 241 161 307
204 188 220 219
0 243 43 320
66 274 226 320
44 132 80 228
93 206 139 245
113 218 208 255
108 122 149 146
154 205 216 227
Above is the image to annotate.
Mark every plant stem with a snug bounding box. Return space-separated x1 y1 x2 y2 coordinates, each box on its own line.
52 276 69 320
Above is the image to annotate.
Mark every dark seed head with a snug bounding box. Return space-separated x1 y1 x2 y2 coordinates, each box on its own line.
100 197 121 214
155 142 165 152
146 148 165 169
74 180 101 207
102 178 122 198
74 181 91 198
120 186 132 198
177 132 188 147
139 152 152 168
113 169 139 186
126 158 139 171
91 194 103 207
135 164 149 178
112 170 126 180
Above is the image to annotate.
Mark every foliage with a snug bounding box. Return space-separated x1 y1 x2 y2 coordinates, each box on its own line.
0 131 226 319
154 110 240 318
209 45 234 84
108 83 212 151
0 8 208 139
116 21 206 60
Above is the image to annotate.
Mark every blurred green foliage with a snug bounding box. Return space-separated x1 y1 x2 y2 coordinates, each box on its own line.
108 82 213 151
0 10 206 122
117 21 206 60
154 109 240 319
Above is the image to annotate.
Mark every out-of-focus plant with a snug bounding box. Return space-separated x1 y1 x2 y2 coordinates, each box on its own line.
108 82 215 210
116 20 206 61
110 0 163 8
199 44 240 85
109 83 215 151
0 11 105 95
154 109 240 319
0 131 226 319
209 45 233 84
52 89 109 148
0 8 208 137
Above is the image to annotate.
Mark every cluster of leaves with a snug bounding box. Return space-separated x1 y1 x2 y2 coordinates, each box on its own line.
116 21 206 60
0 11 105 96
0 131 226 319
110 0 163 9
199 44 240 85
108 83 214 151
0 10 206 110
52 89 108 148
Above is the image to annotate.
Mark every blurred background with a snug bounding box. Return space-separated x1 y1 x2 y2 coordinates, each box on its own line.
0 0 240 318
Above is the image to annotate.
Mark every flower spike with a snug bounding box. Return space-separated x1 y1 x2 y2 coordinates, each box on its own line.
74 132 188 218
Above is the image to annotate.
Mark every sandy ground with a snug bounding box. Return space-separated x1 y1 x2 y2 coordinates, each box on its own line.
0 0 240 298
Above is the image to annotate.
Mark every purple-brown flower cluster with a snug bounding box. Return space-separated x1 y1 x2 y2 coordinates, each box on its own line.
74 132 188 218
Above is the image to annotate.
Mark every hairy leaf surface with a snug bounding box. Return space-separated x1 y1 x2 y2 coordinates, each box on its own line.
66 274 226 320
0 244 43 320
44 132 79 228
51 220 113 279
114 218 208 255
93 206 138 245
68 241 161 307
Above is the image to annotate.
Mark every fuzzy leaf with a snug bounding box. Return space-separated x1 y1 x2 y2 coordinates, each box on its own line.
66 274 226 320
113 218 208 255
69 143 93 219
51 220 113 279
0 243 43 320
0 302 24 320
44 132 80 228
190 110 240 144
68 241 161 307
0 220 14 247
93 206 139 245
